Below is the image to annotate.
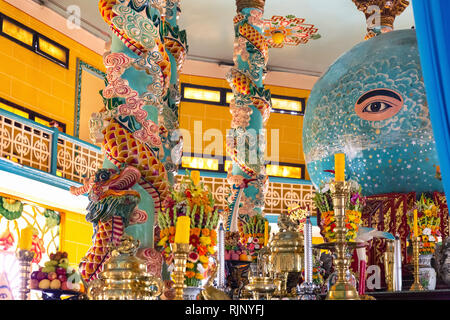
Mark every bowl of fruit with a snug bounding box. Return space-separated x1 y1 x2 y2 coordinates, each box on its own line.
30 251 82 299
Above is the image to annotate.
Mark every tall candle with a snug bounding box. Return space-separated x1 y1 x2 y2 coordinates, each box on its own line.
356 246 367 295
174 216 191 244
334 153 345 182
191 170 200 186
217 222 225 288
264 220 269 246
359 260 366 295
413 209 418 237
304 216 313 283
19 227 33 251
393 236 402 292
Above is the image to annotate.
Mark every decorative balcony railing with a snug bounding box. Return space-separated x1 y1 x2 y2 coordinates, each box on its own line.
0 108 103 185
0 108 316 215
198 175 315 215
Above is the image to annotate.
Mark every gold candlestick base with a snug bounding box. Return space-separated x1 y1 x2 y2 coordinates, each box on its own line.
326 181 360 300
16 249 35 300
327 281 360 300
409 238 424 291
171 243 191 300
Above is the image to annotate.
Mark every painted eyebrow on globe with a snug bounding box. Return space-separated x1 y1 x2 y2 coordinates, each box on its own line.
357 89 402 105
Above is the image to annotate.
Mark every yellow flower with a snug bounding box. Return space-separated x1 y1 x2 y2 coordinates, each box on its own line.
208 246 216 255
199 255 209 264
186 262 194 269
157 236 168 247
200 236 211 246
195 273 204 280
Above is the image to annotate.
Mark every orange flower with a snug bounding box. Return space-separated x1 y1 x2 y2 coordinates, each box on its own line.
198 245 208 256
202 228 210 237
185 271 195 278
210 229 217 239
169 226 176 236
191 228 201 237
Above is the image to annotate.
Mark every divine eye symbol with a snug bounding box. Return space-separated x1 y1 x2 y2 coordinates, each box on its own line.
355 89 404 121
362 101 393 113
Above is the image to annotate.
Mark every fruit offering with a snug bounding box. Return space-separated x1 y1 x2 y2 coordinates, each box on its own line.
30 251 81 292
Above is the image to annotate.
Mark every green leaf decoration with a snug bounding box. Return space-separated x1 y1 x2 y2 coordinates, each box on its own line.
0 197 23 220
44 209 60 228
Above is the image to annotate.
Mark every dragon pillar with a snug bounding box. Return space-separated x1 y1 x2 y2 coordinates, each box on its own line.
73 0 186 282
225 0 271 232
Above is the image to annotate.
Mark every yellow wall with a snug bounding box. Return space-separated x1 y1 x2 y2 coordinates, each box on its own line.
0 2 101 266
0 0 104 136
60 211 93 268
179 74 310 178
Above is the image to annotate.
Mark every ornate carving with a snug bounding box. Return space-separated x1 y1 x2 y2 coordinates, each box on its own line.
236 0 266 13
352 0 410 36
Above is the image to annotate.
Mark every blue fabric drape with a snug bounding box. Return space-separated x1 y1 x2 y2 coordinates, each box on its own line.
412 0 450 199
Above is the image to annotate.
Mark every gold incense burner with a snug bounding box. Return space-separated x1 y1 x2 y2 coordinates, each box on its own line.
87 235 163 300
268 214 304 298
245 275 277 300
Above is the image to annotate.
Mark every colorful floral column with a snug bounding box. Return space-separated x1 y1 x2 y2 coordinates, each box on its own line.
225 0 272 234
72 0 187 282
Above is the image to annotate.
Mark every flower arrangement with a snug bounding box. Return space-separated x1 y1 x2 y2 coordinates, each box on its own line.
301 262 325 286
237 214 269 261
224 231 242 261
313 179 365 242
156 171 220 287
407 194 441 255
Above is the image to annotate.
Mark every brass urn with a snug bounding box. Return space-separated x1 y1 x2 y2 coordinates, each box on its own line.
268 214 304 297
269 214 304 273
87 235 163 300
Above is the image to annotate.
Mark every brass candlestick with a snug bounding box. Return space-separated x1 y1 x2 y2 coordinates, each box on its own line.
16 249 35 300
171 243 191 300
326 181 360 300
384 240 395 291
409 238 424 291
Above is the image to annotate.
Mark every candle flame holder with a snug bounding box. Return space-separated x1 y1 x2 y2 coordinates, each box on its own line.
409 238 425 291
170 243 191 300
16 249 35 300
314 181 360 300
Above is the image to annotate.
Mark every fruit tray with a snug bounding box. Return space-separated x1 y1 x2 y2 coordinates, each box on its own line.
32 288 81 300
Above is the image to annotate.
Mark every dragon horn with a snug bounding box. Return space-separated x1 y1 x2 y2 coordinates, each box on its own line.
70 177 94 196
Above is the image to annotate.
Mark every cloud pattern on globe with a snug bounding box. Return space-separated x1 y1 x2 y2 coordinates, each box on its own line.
303 29 443 196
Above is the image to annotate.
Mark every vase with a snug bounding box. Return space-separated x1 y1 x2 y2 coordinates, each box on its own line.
419 254 436 290
183 286 203 300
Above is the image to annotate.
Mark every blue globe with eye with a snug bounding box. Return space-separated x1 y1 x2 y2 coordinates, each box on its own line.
302 29 443 196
